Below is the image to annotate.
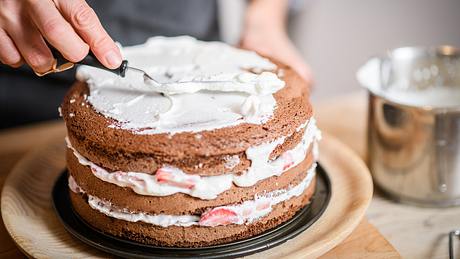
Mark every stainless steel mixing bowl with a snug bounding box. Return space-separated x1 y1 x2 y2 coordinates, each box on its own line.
358 46 460 207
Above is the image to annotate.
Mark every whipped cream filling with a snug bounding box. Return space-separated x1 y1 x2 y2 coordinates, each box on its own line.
76 36 285 134
66 118 321 200
69 163 316 227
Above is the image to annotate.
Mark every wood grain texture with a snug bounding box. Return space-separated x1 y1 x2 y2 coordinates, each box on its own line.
0 121 66 259
321 219 400 259
1 131 373 258
0 120 64 157
0 153 25 259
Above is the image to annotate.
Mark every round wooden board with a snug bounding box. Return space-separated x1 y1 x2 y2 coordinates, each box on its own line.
1 132 372 258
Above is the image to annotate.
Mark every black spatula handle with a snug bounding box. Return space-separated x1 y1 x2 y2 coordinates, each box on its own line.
49 45 128 77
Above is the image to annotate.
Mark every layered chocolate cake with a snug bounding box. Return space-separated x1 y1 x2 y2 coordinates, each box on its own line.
61 36 321 247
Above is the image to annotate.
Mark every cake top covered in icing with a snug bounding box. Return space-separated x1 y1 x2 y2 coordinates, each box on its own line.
76 36 285 134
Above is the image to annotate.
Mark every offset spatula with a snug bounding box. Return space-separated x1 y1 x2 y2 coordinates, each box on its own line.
37 46 159 83
40 46 254 92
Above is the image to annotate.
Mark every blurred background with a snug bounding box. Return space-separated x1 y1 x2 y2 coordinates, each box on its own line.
1 0 460 127
289 0 460 100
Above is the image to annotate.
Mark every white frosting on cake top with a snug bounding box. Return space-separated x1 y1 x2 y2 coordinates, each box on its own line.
76 36 285 134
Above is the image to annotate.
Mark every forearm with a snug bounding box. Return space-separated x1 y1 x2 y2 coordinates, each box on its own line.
245 0 289 34
241 0 312 83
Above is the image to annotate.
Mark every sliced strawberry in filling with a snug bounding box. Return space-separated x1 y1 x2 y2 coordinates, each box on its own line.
199 208 239 227
155 168 196 189
242 208 253 217
282 152 294 170
256 201 271 211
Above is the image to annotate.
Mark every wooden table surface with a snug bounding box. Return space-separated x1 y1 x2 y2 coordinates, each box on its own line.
0 92 404 258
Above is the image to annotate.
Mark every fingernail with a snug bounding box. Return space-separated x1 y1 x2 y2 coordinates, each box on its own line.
105 50 121 68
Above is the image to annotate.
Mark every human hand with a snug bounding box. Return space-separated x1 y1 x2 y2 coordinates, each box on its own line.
240 29 313 84
0 0 122 74
240 0 312 84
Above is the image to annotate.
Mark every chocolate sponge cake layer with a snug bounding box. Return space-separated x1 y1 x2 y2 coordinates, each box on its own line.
68 148 314 215
70 177 316 247
66 119 307 176
61 64 312 175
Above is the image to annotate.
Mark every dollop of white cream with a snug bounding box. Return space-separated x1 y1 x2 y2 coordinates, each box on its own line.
234 118 321 186
69 163 316 227
223 155 240 169
76 36 285 134
66 118 321 200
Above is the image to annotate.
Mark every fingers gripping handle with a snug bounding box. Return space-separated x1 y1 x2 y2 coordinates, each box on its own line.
36 45 128 77
77 51 128 77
